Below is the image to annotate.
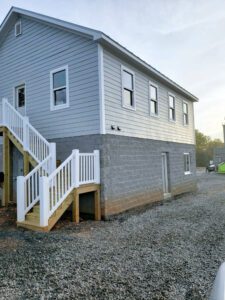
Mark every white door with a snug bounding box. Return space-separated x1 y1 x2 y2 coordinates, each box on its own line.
161 153 169 195
15 84 26 116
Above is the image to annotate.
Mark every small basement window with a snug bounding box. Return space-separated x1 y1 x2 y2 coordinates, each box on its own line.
50 66 69 110
183 102 189 125
184 153 191 175
15 20 22 37
169 94 175 121
122 66 135 110
149 83 158 116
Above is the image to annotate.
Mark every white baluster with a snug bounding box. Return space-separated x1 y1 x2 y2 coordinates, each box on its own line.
23 116 29 151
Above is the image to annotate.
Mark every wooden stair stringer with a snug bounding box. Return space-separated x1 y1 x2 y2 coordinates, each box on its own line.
5 127 38 168
48 191 74 231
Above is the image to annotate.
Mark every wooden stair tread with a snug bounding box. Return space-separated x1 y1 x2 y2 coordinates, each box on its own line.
18 192 74 232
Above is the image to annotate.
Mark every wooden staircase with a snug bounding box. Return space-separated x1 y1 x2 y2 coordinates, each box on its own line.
0 98 101 232
17 192 74 232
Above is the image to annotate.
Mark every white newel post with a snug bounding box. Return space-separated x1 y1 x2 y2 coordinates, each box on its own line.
94 150 100 184
72 149 80 188
49 143 56 172
17 176 25 222
23 116 29 151
39 176 49 227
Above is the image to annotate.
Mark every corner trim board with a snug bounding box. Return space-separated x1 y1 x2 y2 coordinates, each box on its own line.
98 44 106 134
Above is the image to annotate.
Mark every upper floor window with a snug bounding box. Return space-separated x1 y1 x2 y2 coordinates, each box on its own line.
184 153 191 175
15 20 22 37
122 66 135 110
149 83 158 116
183 102 189 125
169 94 175 121
50 66 69 111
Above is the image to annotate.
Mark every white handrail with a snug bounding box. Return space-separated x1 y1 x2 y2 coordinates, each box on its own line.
24 155 52 214
3 99 24 144
48 151 76 218
2 99 56 172
39 150 100 226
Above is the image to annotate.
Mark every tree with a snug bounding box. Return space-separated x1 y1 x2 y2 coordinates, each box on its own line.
195 130 223 167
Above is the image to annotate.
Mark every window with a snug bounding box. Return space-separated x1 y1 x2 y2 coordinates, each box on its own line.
50 66 69 110
184 153 191 174
169 94 175 121
122 66 135 109
149 83 158 116
15 84 25 108
183 102 189 125
15 20 22 36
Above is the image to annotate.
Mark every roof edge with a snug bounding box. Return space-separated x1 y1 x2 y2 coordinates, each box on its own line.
0 6 103 40
96 34 198 102
1 7 198 102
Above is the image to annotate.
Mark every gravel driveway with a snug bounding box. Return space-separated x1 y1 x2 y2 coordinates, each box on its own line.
0 171 225 299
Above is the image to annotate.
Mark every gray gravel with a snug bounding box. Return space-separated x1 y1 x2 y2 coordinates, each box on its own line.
0 171 225 299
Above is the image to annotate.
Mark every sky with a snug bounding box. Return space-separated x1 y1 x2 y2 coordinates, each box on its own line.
0 0 224 140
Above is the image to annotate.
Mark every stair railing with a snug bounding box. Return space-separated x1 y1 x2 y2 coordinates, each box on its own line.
17 155 52 222
39 149 100 227
2 98 56 172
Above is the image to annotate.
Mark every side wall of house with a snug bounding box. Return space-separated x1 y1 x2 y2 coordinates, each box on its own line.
50 134 197 217
0 16 100 139
103 48 195 144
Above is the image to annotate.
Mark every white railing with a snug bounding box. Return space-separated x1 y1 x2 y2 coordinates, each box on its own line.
3 98 24 144
3 98 101 227
17 155 52 221
79 152 99 184
2 98 56 172
39 149 100 227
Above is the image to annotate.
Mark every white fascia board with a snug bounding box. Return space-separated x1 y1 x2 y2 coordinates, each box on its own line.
96 34 199 103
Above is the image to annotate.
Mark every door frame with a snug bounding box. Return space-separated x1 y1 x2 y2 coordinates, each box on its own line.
161 152 170 198
13 82 26 115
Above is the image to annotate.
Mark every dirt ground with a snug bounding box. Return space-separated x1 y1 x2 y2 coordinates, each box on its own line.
0 170 225 299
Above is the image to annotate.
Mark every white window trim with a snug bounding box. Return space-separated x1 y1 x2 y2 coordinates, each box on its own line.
50 65 69 111
168 92 176 122
183 101 189 126
149 81 159 117
15 20 22 37
184 152 191 175
121 65 136 111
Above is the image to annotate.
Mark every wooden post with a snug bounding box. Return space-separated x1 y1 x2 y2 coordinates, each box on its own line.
23 151 29 176
3 129 10 206
94 186 101 221
72 189 79 223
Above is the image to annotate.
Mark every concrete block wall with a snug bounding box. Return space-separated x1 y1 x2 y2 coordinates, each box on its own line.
50 134 197 217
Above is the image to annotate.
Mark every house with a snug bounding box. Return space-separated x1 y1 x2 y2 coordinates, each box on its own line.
0 7 198 231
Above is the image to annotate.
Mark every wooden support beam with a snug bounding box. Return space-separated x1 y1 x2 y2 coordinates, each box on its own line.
23 151 29 176
72 189 79 223
3 129 10 206
7 131 37 168
94 187 101 221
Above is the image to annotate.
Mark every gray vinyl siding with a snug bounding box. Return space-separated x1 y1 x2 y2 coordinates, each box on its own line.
0 17 100 139
103 49 195 144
